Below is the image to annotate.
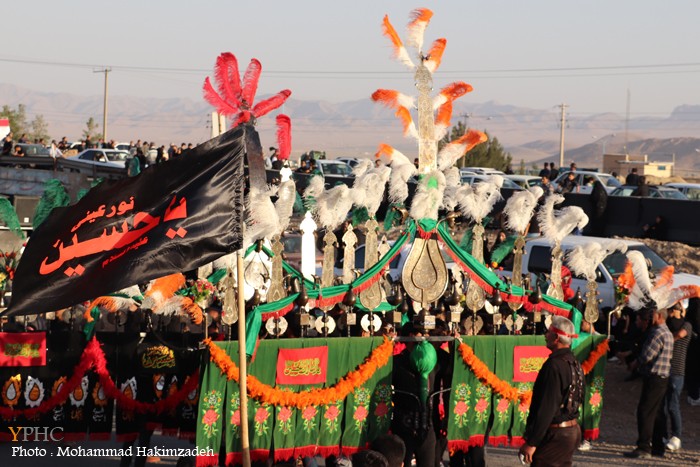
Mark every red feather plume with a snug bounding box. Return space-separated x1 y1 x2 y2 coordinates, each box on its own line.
241 58 262 107
214 52 242 103
252 90 291 118
203 77 240 116
276 114 292 160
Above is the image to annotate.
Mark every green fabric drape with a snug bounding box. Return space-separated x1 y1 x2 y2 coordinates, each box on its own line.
447 335 607 452
197 337 392 463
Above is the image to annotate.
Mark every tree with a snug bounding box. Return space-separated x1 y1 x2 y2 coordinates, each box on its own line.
82 117 102 141
439 123 512 171
0 104 29 136
30 115 50 142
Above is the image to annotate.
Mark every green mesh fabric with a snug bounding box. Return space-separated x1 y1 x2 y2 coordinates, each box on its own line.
33 179 71 229
0 197 25 239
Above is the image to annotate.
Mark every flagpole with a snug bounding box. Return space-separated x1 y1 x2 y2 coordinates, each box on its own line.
236 249 251 467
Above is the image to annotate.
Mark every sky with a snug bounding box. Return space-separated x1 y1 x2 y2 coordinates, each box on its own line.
2 0 700 121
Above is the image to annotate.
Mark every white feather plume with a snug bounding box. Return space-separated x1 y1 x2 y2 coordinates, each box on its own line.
352 159 374 178
537 194 589 245
274 177 296 235
352 165 391 217
410 170 446 220
379 145 417 204
304 176 353 230
503 186 543 235
626 250 656 310
441 167 461 211
566 240 628 282
243 185 280 248
455 175 503 223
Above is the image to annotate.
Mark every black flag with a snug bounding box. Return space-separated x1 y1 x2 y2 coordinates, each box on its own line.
3 125 253 317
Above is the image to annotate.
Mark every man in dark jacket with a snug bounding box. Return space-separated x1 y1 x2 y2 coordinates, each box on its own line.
519 316 584 466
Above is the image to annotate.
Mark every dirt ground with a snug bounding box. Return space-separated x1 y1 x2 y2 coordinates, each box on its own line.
483 361 700 466
620 236 700 276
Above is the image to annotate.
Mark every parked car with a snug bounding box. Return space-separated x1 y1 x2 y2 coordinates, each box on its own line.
16 143 50 157
59 149 131 178
552 170 621 194
461 167 505 176
336 157 361 169
461 174 524 190
665 183 700 200
504 174 542 189
503 235 700 310
609 185 688 199
316 160 354 177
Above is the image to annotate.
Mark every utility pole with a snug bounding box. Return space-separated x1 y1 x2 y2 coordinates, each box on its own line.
558 103 568 169
94 68 111 142
458 113 470 168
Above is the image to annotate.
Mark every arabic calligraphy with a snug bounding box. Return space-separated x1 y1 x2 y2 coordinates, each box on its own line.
283 358 322 377
3 343 41 358
141 346 176 369
519 357 547 374
71 197 135 232
39 195 188 275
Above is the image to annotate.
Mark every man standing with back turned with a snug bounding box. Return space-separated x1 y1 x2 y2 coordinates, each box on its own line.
624 306 674 459
519 316 584 467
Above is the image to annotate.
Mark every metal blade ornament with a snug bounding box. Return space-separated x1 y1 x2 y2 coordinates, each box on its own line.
266 236 287 304
221 268 238 325
401 235 449 310
508 236 526 312
584 280 600 324
341 224 358 285
359 219 383 311
265 316 288 336
320 229 338 311
465 223 486 312
547 244 565 301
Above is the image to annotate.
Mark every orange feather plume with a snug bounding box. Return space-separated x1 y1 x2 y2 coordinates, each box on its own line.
617 262 636 291
276 114 291 160
182 297 203 325
451 130 488 153
435 101 453 129
424 38 447 73
395 106 416 137
146 273 186 301
375 143 394 159
382 15 414 68
371 89 414 109
407 8 433 51
654 266 675 290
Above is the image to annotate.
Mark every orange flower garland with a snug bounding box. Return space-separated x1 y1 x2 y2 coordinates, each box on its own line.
205 337 394 409
457 339 609 408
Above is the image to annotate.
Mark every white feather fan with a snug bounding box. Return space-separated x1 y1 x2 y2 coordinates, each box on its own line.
441 167 461 211
410 169 446 221
455 175 503 223
352 165 391 217
243 184 280 248
503 186 543 234
537 194 589 245
304 176 354 230
274 175 296 235
566 240 628 282
626 250 657 310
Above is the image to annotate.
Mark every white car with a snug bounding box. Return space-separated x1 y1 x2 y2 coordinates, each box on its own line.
506 235 700 310
552 170 621 194
316 160 354 177
665 183 700 201
60 149 131 178
504 174 542 189
461 174 524 190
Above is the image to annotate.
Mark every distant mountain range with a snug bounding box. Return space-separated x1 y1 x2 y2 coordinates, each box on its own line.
2 83 699 169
